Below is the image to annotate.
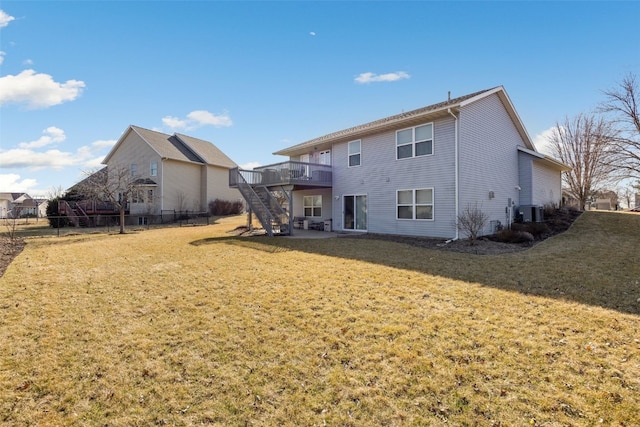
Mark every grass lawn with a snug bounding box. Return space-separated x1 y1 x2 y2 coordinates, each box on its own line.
1 211 638 426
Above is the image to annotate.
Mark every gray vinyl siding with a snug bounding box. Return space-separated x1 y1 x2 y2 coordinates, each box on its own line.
518 152 534 206
458 93 524 235
531 160 562 206
331 116 457 238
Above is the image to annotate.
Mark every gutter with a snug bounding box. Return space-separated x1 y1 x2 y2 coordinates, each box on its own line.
447 108 459 240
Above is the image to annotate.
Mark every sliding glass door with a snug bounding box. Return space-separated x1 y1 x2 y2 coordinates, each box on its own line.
343 195 367 231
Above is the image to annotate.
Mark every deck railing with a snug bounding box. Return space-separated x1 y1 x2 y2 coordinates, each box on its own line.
230 161 332 188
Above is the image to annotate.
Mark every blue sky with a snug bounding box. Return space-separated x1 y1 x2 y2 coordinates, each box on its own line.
1 1 638 196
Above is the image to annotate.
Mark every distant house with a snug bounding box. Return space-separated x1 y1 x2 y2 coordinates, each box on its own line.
230 86 570 237
65 125 239 226
0 193 46 219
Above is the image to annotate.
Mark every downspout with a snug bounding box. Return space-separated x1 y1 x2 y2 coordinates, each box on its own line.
160 159 164 212
447 108 459 240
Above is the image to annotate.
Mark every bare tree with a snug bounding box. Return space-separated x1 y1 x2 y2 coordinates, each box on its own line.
600 73 640 179
545 114 618 210
619 184 635 210
2 206 23 241
78 165 140 234
457 203 489 245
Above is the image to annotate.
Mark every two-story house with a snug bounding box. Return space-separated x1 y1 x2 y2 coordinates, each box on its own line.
65 125 239 226
230 86 569 238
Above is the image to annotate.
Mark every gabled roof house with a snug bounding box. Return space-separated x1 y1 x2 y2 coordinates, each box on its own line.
68 125 239 225
230 86 569 238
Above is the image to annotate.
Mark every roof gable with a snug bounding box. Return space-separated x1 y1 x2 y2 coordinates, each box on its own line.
102 125 236 168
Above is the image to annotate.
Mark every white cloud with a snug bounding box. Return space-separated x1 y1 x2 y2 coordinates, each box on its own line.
0 10 15 28
239 161 261 170
1 130 113 170
162 116 187 129
91 139 117 149
0 69 86 109
355 71 410 84
0 174 38 193
187 110 233 127
163 110 233 130
532 126 559 156
18 126 66 149
23 59 34 66
0 148 79 170
84 156 107 169
310 31 316 36
0 51 5 65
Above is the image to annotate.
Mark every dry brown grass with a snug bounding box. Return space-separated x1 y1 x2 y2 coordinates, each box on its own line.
1 212 638 426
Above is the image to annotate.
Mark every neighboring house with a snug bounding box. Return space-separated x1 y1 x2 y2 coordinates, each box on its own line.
0 193 46 218
230 86 569 238
66 125 239 226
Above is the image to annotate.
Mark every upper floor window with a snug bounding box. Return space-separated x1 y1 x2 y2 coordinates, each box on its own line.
348 140 361 167
396 123 433 159
130 163 137 176
319 150 331 165
303 195 322 217
397 188 434 220
150 162 158 177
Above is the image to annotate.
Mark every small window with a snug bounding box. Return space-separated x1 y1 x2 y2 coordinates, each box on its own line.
130 163 137 176
397 188 434 220
303 195 322 217
150 162 158 177
138 217 148 225
348 140 361 167
147 189 153 203
396 123 433 159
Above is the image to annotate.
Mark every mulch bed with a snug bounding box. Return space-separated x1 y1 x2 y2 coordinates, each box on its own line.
341 209 583 255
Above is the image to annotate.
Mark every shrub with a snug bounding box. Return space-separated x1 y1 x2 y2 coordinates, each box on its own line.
495 229 534 243
512 222 550 238
209 199 243 216
457 203 489 245
46 198 71 228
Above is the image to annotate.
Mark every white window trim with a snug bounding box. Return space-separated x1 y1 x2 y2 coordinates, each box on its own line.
348 139 361 168
150 161 158 177
396 122 434 160
303 195 322 217
396 188 434 221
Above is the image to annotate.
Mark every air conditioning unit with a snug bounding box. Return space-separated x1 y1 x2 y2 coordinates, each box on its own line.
518 205 544 222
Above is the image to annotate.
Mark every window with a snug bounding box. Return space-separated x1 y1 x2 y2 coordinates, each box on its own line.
138 217 148 225
348 140 361 167
303 195 322 217
150 162 157 177
396 123 433 159
132 189 144 204
319 150 331 165
397 188 433 220
130 163 137 176
147 189 153 203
